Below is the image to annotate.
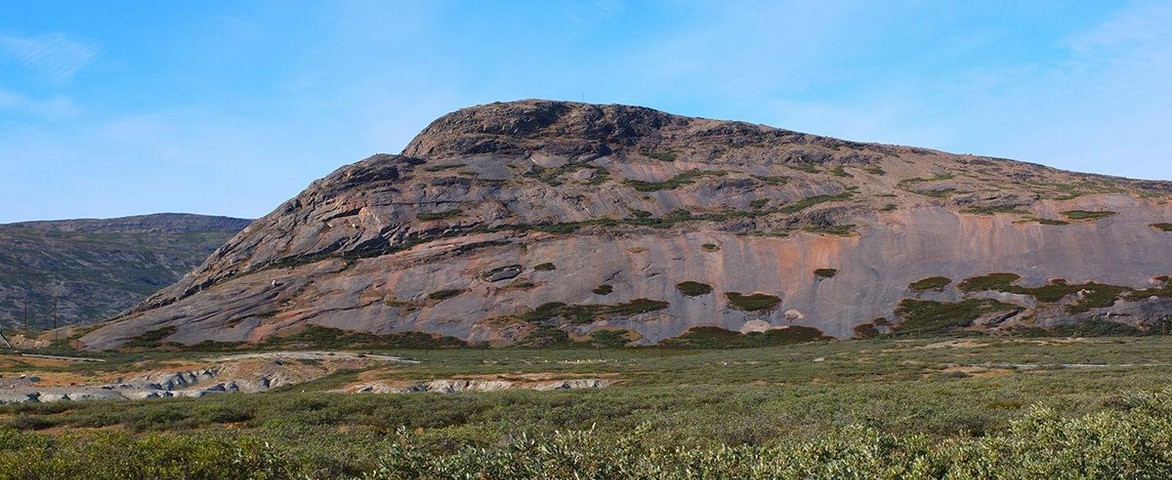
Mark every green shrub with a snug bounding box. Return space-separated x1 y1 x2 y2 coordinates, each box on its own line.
659 326 828 348
725 292 781 312
676 281 713 297
592 284 613 295
895 298 1019 334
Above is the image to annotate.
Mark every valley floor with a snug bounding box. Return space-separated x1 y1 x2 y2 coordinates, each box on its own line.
2 335 1172 478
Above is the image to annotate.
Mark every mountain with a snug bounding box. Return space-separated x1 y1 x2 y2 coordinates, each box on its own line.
0 213 250 329
79 100 1172 350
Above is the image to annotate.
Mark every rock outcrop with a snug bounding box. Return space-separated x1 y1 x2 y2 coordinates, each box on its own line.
78 100 1172 350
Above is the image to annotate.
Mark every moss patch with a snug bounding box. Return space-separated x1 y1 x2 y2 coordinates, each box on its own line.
592 284 614 295
624 170 730 192
725 292 781 312
751 175 789 186
909 277 951 291
416 209 464 221
814 268 838 279
533 262 556 271
427 289 464 301
777 192 855 214
1061 210 1117 221
676 281 713 297
958 273 1022 292
640 150 678 162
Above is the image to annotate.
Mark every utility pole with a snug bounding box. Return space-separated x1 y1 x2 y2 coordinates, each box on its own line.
22 291 30 332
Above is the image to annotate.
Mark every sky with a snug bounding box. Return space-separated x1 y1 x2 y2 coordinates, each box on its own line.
1 1 1170 223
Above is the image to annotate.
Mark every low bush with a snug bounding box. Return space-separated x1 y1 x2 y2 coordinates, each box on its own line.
724 292 781 312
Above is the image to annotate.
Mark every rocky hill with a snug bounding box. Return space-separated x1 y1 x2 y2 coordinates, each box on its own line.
79 100 1172 350
0 214 250 329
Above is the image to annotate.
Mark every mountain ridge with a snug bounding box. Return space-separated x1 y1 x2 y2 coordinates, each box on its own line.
78 100 1172 350
0 213 251 330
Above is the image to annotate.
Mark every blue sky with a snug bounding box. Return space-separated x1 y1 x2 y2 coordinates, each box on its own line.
1 1 1170 223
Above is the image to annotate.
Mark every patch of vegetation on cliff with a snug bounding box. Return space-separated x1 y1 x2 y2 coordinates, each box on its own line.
523 162 594 187
624 169 730 192
751 174 789 186
1151 223 1172 232
853 322 881 339
481 264 522 280
533 262 556 271
591 284 613 295
427 289 465 301
676 281 713 297
1061 210 1117 221
894 298 1019 334
1125 279 1172 301
785 163 820 174
123 326 180 349
804 223 856 236
776 191 855 214
640 150 678 162
414 207 464 220
725 292 781 312
814 268 838 279
909 276 951 291
658 326 828 348
522 299 669 325
957 273 1131 311
962 205 1030 215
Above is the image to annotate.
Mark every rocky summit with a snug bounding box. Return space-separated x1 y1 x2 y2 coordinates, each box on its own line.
79 100 1172 350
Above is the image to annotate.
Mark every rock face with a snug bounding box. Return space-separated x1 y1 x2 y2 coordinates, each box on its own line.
79 100 1172 350
0 213 250 329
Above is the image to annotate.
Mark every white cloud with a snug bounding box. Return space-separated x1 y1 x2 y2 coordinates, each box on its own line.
1 32 97 82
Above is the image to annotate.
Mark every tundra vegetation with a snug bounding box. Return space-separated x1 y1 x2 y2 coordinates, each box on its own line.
6 335 1172 478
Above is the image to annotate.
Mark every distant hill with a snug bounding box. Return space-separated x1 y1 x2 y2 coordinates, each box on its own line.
80 100 1172 350
0 213 250 329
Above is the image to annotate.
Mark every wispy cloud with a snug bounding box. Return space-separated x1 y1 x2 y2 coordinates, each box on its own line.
0 33 97 82
0 87 79 118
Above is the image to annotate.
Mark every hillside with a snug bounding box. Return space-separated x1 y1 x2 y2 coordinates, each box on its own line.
0 213 250 329
79 100 1172 350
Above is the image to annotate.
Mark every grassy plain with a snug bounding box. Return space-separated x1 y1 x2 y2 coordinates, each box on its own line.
3 335 1172 478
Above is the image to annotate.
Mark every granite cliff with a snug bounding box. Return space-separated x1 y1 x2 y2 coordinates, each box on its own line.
79 101 1172 350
